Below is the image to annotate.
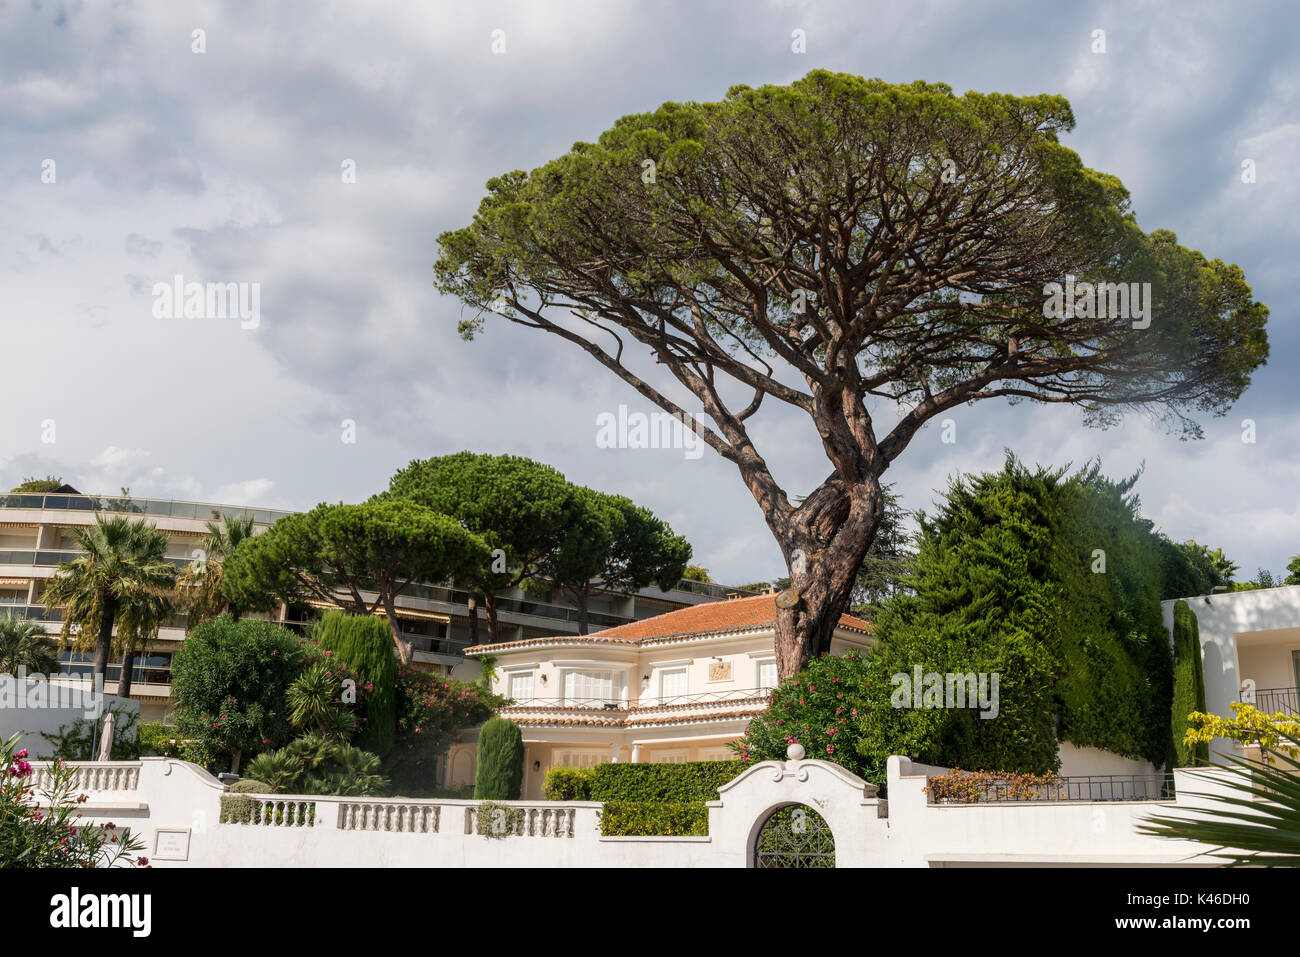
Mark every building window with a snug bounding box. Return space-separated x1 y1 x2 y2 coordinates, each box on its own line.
553 749 608 769
658 667 688 703
508 671 534 703
562 669 617 705
757 660 778 692
650 749 689 764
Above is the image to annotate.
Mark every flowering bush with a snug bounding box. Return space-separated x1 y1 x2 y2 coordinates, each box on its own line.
732 650 872 779
0 733 147 868
386 666 502 792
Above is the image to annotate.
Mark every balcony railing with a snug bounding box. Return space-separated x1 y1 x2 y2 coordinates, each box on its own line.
930 773 1176 804
0 492 290 526
504 687 774 711
1240 686 1299 717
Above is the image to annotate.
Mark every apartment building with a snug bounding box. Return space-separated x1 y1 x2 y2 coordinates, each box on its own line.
0 490 753 722
451 593 875 799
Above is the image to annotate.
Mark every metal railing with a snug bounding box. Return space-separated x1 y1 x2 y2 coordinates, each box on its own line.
504 687 775 711
931 773 1176 804
0 492 291 526
1241 686 1300 717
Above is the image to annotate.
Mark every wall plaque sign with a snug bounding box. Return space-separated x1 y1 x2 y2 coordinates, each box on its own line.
154 828 191 861
708 661 732 682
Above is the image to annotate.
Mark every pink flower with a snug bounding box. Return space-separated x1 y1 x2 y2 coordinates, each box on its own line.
15 749 27 759
136 857 149 867
826 745 834 754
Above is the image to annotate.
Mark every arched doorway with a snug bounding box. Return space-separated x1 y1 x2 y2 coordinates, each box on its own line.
753 804 835 868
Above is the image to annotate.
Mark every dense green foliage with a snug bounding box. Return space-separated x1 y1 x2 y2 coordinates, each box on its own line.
313 611 397 753
734 651 871 777
473 717 524 799
223 499 490 659
856 460 1176 781
1171 600 1210 766
170 616 310 773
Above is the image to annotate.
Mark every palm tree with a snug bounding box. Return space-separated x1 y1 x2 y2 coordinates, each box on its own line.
0 617 59 675
177 515 258 623
39 514 177 686
113 587 174 699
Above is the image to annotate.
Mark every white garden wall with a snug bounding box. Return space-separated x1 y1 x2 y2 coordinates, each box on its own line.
24 755 1262 868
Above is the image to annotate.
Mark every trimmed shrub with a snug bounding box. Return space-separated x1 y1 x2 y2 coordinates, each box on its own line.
474 718 524 799
599 802 707 836
1171 600 1209 766
586 761 742 802
543 766 596 801
218 794 259 824
475 801 525 838
228 779 272 794
314 611 397 754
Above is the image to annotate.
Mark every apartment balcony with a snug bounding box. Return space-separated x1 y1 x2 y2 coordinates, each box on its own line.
0 492 290 526
1240 686 1300 717
499 688 774 729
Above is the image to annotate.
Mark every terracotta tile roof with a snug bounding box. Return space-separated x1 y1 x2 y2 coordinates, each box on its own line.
464 594 872 655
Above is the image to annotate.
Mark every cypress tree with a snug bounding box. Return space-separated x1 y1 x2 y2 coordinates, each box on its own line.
474 717 524 799
314 611 397 754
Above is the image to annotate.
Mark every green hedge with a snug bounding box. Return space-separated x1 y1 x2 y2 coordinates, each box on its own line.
542 761 745 835
314 611 397 754
599 802 708 836
228 779 272 794
586 761 743 802
1171 600 1209 766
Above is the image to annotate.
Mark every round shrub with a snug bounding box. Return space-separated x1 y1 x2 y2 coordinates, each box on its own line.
228 779 272 794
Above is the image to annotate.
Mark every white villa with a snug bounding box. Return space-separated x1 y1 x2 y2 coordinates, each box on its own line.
449 593 874 798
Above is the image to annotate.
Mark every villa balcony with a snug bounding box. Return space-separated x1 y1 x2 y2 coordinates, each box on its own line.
498 687 775 729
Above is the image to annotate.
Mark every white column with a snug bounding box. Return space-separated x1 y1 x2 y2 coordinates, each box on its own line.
610 743 619 764
630 744 640 762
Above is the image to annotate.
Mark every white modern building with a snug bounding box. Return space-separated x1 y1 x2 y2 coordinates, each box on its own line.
1162 584 1300 762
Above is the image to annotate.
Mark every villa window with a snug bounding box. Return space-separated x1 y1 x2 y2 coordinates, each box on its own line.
562 669 617 705
659 667 688 703
508 671 535 703
757 660 778 692
553 749 607 769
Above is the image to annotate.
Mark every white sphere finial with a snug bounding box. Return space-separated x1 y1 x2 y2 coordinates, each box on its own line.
786 742 805 761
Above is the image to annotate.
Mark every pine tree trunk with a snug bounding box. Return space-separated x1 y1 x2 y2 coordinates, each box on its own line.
575 585 590 636
484 595 500 643
772 486 882 680
383 592 413 664
466 594 479 646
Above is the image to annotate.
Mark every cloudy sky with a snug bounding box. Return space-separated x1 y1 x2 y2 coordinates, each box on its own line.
2 0 1296 586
